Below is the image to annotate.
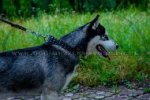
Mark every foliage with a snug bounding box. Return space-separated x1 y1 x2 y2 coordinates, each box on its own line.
0 0 149 17
144 88 150 93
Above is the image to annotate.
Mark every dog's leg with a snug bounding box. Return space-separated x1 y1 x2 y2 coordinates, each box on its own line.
41 89 59 100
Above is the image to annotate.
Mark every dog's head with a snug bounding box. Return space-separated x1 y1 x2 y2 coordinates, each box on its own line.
86 15 119 58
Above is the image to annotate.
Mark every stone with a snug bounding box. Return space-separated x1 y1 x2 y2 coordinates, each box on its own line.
127 90 143 97
26 98 35 100
137 93 150 100
78 97 88 100
34 96 40 100
128 97 135 100
65 93 74 97
104 92 113 97
7 97 15 100
62 97 72 100
96 91 105 95
104 96 128 100
95 95 105 99
0 85 149 100
72 94 81 99
87 93 96 98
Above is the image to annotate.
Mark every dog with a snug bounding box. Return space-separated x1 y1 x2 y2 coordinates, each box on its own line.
0 15 118 100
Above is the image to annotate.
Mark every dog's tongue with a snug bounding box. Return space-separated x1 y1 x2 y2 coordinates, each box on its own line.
96 45 110 60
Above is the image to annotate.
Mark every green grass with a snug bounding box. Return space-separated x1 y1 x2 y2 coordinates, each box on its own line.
0 8 149 86
144 88 150 93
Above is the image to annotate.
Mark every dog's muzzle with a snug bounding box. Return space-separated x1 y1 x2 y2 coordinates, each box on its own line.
96 44 110 60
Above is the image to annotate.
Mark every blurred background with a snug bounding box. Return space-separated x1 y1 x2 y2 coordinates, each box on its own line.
0 0 149 17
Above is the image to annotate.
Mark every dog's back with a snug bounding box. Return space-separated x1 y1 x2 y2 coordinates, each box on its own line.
0 43 78 94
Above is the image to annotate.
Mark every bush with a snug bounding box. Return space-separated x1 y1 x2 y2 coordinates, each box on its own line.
0 0 149 17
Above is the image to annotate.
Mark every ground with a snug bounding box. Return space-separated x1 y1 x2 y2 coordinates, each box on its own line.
0 85 149 100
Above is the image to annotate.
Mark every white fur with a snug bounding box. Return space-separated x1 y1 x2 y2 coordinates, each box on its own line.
41 91 58 100
99 39 117 51
86 35 117 56
62 73 73 90
62 65 78 90
86 36 101 55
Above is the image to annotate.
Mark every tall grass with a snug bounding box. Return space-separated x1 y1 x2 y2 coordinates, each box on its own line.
0 8 149 86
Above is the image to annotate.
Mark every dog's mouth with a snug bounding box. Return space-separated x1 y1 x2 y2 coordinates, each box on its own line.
96 44 110 60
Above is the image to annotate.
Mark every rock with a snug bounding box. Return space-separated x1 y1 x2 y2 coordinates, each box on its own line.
26 98 35 100
7 97 15 100
104 96 129 100
95 95 105 99
78 97 88 100
104 92 113 97
131 98 138 100
65 93 74 97
0 85 149 100
137 93 150 100
34 96 40 100
86 93 96 98
128 90 143 97
96 91 105 95
104 97 115 100
62 97 72 100
72 94 81 99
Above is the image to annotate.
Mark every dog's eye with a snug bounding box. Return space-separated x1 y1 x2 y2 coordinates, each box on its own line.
104 36 109 40
101 35 109 41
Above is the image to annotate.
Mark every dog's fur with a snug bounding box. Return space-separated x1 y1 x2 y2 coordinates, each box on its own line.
0 15 118 100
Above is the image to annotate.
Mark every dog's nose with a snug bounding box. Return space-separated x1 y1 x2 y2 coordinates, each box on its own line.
116 45 119 49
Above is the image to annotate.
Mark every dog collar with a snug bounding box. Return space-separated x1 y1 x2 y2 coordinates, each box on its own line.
45 36 76 54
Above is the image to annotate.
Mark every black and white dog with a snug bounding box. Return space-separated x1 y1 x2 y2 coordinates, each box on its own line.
0 15 118 100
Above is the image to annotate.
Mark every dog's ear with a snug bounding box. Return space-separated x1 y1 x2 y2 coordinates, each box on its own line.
90 15 99 30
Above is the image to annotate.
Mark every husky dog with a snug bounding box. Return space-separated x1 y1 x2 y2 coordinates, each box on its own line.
0 15 118 100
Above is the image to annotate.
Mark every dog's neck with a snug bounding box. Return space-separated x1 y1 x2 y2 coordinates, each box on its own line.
61 25 90 56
